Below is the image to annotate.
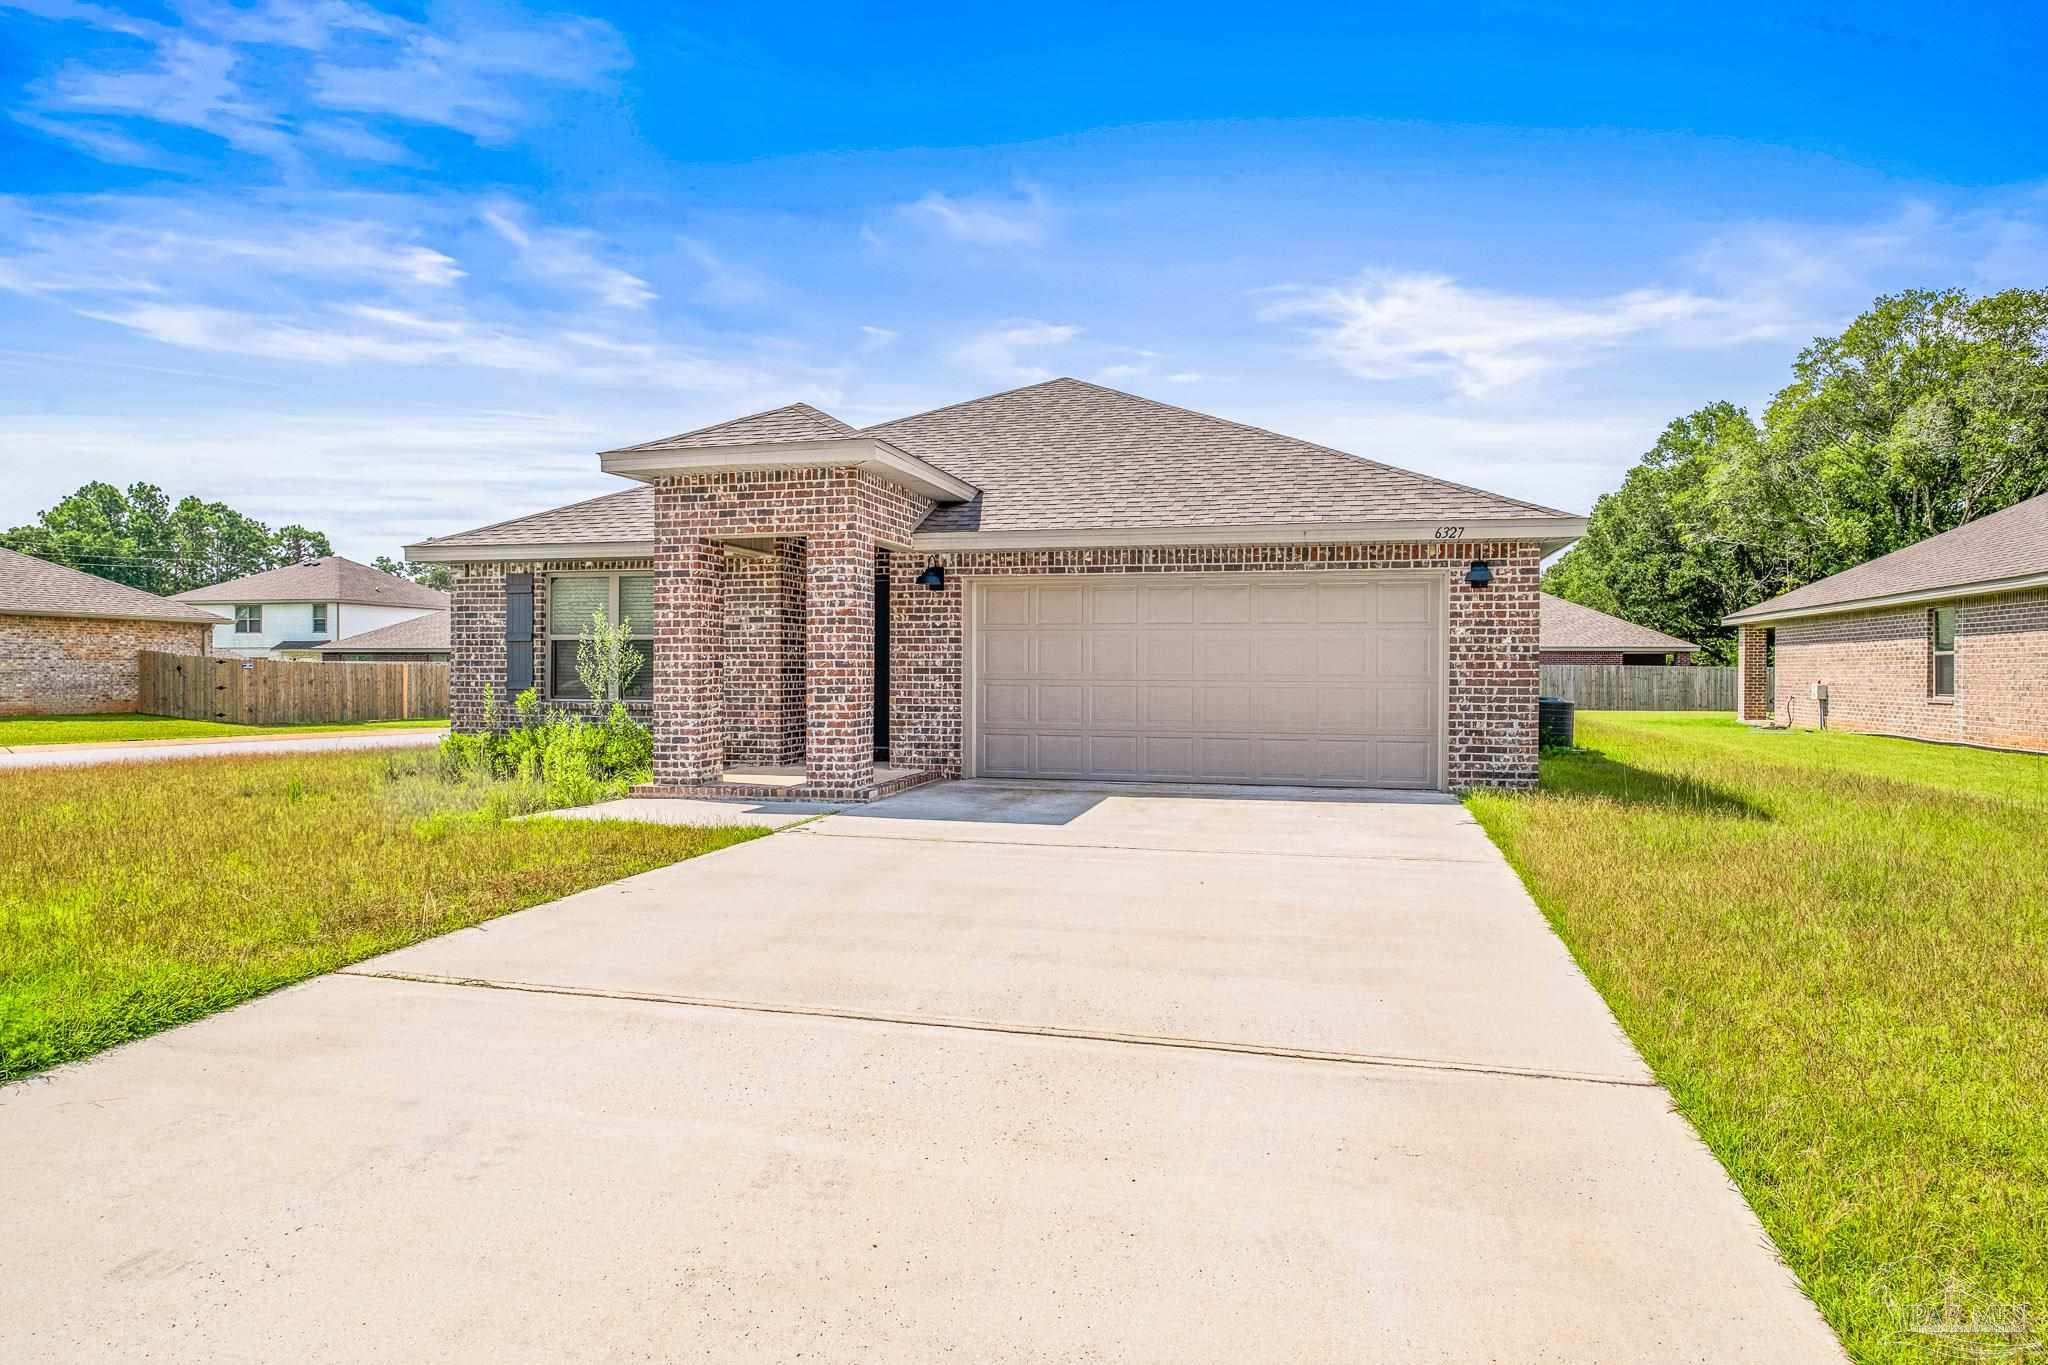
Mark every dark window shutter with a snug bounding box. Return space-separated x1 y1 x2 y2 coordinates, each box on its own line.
505 572 534 693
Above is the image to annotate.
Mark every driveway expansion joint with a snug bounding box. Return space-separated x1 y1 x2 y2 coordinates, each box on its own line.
338 967 1658 1090
796 827 1503 865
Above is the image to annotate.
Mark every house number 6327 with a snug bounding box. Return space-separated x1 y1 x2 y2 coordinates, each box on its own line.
1433 525 1466 540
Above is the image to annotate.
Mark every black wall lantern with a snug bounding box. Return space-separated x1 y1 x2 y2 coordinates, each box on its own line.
916 564 947 591
1465 559 1493 588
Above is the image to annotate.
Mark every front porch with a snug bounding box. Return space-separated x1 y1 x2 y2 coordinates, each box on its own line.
632 763 946 803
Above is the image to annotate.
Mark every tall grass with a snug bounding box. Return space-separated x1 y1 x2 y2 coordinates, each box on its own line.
1470 714 2048 1363
0 750 763 1082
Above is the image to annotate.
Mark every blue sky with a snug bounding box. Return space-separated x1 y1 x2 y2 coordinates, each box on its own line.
2 0 2045 561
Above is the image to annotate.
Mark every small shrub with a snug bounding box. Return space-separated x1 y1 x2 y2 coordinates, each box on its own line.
424 696 653 819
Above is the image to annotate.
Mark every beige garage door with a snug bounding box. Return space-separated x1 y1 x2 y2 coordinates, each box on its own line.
971 574 1442 789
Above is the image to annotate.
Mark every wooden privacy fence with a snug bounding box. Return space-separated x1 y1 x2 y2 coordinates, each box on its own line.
139 652 448 725
1541 664 1737 712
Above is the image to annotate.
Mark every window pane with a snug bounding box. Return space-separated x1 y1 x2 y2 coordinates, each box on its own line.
618 575 655 633
1934 653 1956 697
550 576 611 632
551 640 589 698
1933 607 1956 651
622 640 654 700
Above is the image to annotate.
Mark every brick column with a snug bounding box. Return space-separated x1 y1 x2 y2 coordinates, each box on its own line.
720 539 806 766
1737 624 1771 722
804 525 877 797
653 529 723 785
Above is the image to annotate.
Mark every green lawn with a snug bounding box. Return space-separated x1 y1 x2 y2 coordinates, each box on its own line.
0 750 763 1082
1468 713 2047 1364
0 714 447 746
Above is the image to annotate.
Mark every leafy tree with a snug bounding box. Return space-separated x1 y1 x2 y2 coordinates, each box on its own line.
371 555 455 592
1548 288 2048 663
576 609 644 703
2 483 337 595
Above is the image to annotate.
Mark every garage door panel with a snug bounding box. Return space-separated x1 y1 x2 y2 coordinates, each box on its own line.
975 576 1441 789
1377 739 1433 787
983 632 1031 675
1143 587 1194 624
1088 630 1136 677
983 586 1032 626
984 683 1032 724
1090 685 1137 725
1196 632 1255 677
1037 586 1085 624
1037 684 1085 725
1143 685 1195 728
1142 633 1194 677
1198 685 1254 729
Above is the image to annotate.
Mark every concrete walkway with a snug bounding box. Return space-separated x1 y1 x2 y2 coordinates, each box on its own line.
0 780 1844 1363
0 726 445 768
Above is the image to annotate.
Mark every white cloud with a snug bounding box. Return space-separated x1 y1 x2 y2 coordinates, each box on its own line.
482 200 652 309
10 0 629 165
955 320 1078 383
307 16 628 143
677 237 772 307
12 111 161 165
1264 271 1711 396
859 324 898 352
901 184 1051 247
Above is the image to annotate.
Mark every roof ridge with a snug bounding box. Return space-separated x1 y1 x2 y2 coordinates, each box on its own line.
858 376 1073 435
616 402 853 453
1046 377 1573 519
413 484 648 546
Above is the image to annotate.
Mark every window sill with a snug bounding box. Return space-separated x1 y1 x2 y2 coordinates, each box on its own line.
1926 696 1957 706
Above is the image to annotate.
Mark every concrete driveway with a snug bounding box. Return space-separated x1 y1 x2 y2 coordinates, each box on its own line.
0 780 1843 1363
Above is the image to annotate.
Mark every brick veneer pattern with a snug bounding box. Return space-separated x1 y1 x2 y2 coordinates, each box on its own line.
885 540 1544 791
0 615 210 716
720 540 806 764
653 467 932 797
1770 587 2048 751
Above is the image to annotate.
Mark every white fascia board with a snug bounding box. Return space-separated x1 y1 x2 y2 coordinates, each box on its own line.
403 540 656 564
909 517 1587 552
598 436 978 505
1723 569 2048 626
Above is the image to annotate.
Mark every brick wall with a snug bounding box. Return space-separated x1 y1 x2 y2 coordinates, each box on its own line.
449 557 657 731
0 614 210 716
719 540 805 765
886 540 1543 791
1770 587 2048 751
652 467 932 797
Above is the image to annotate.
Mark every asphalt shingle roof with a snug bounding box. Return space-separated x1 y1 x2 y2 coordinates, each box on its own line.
0 546 223 625
415 378 1571 552
1540 594 1697 652
173 556 451 610
413 486 655 551
1726 492 2048 622
869 379 1569 533
609 403 857 452
317 611 451 653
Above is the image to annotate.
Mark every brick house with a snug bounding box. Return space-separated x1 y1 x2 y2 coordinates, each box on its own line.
0 546 217 716
408 379 1586 798
1538 594 1696 665
1727 491 2048 752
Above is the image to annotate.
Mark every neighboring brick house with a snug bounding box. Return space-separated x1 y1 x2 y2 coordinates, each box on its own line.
0 546 217 716
1539 594 1696 665
408 379 1586 798
1727 491 2048 752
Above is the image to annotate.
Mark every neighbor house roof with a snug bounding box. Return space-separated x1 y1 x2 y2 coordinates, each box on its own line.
317 610 451 654
409 378 1581 559
173 555 450 610
1540 594 1697 654
1725 492 2048 625
0 546 223 625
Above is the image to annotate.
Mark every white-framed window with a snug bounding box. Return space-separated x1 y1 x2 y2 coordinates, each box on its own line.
547 572 654 702
311 603 328 633
1930 606 1957 698
234 604 261 634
